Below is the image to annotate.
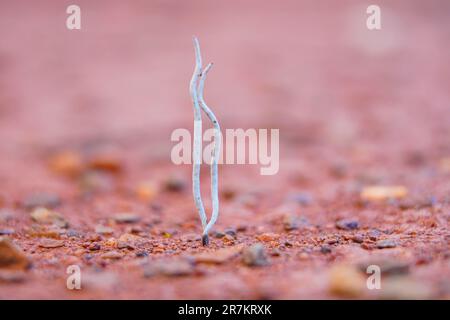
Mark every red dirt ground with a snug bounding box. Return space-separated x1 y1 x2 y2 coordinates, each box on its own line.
0 0 449 299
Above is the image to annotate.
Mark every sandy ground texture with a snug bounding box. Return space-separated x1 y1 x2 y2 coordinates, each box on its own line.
0 0 449 299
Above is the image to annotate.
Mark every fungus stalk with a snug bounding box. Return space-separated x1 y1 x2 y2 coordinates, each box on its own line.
190 37 221 246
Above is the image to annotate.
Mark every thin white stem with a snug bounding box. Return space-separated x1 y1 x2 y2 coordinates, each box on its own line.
190 37 207 230
189 37 221 245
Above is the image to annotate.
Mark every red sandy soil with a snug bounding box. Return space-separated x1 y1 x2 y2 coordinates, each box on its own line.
0 0 449 299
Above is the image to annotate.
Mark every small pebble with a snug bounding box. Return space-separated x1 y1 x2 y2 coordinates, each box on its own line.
30 207 69 228
95 225 114 235
256 233 280 242
136 181 157 202
101 251 123 260
361 185 408 201
351 234 364 243
0 237 31 270
367 229 382 241
320 245 332 254
0 229 14 236
224 228 237 237
213 231 225 239
88 243 101 251
336 219 359 230
164 176 186 192
39 239 65 248
376 239 397 249
48 151 83 177
87 153 123 173
242 243 269 267
113 213 141 224
329 265 365 298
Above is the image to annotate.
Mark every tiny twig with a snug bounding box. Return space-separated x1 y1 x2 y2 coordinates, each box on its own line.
190 37 221 246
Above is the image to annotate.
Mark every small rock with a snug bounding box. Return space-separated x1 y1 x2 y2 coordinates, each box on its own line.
135 181 157 202
22 193 61 210
222 234 235 244
113 213 141 224
351 234 364 243
329 265 365 298
143 259 194 277
193 245 244 264
95 225 114 235
256 233 280 242
0 229 14 236
49 151 83 177
282 214 300 231
221 188 236 200
335 219 359 230
361 242 375 250
164 176 186 192
27 225 64 239
213 231 226 239
376 239 397 249
360 185 408 201
397 196 437 210
242 243 269 267
135 250 148 257
224 228 237 237
30 207 69 228
117 233 145 249
270 249 282 256
88 243 101 251
367 229 382 241
79 171 114 193
101 251 123 260
320 245 332 254
87 153 123 173
39 239 65 248
326 238 339 245
0 237 30 270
